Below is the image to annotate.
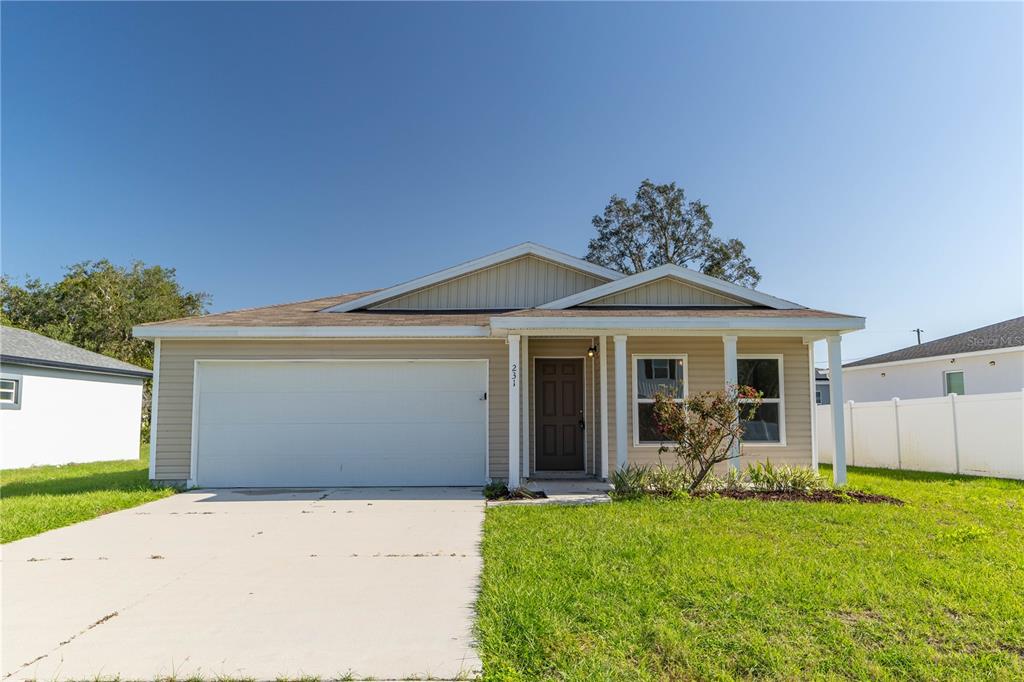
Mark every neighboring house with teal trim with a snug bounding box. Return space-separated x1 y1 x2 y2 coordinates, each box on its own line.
842 317 1024 402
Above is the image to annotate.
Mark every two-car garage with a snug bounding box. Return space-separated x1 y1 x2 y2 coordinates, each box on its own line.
191 360 489 487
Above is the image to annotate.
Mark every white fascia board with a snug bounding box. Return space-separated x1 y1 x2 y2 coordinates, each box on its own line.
842 345 1024 371
131 325 491 339
323 242 624 313
490 315 866 332
538 263 804 310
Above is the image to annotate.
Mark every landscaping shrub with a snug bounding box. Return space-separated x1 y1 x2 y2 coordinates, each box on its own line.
609 464 690 500
608 465 650 500
611 460 836 501
483 481 510 499
651 386 762 492
483 481 546 501
744 461 826 493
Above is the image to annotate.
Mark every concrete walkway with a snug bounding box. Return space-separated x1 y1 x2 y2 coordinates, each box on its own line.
2 487 484 681
496 478 612 506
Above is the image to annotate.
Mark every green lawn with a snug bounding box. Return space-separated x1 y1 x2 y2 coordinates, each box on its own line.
478 466 1024 680
0 444 176 543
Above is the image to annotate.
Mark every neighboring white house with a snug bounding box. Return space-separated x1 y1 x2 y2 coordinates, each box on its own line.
0 326 152 469
814 368 831 405
843 317 1024 402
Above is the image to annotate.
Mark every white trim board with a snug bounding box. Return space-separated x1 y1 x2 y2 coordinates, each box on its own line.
148 339 160 480
324 242 624 313
538 263 805 310
491 316 866 332
135 318 866 340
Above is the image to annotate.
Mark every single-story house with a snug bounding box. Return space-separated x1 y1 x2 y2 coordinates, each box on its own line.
843 316 1024 402
133 243 864 488
1 326 152 469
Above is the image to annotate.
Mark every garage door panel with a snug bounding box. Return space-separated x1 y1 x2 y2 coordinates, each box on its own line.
194 360 488 487
199 390 484 425
199 451 485 487
199 421 485 458
199 363 391 392
200 361 484 393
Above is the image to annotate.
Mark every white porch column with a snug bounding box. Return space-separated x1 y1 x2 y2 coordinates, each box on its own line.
723 335 739 469
614 335 628 471
520 335 530 480
507 334 521 488
599 335 609 479
148 339 161 481
808 341 819 472
827 335 847 486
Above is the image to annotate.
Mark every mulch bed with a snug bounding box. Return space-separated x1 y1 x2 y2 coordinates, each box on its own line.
695 489 904 505
486 489 548 501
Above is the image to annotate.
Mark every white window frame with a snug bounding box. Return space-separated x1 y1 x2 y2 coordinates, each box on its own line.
737 354 786 447
0 373 23 410
943 369 965 396
632 353 688 447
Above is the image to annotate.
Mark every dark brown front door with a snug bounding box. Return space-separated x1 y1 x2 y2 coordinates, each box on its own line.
535 358 585 471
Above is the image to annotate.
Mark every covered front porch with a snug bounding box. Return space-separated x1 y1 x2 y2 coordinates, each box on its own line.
499 327 855 489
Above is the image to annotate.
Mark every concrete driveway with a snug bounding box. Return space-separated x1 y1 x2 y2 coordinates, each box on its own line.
2 487 484 681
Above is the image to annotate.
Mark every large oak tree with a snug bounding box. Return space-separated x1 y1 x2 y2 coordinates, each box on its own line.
2 261 209 435
1 260 209 370
585 179 761 287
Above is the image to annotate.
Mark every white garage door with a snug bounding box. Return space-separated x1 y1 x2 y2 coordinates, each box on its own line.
193 360 488 487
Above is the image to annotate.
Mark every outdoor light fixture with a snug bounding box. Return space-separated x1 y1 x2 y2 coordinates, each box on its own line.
587 345 597 358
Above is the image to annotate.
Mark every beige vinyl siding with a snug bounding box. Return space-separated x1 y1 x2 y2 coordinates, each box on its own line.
153 339 508 482
605 336 812 470
526 338 599 475
370 256 608 310
583 277 749 307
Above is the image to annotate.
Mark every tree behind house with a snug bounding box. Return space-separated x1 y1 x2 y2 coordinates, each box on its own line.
1 260 209 435
2 260 208 368
585 179 761 287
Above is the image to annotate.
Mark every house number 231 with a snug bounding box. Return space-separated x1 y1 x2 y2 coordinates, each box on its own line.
510 363 518 388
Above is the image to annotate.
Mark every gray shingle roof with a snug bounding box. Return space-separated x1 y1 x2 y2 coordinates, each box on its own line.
132 290 858 330
844 317 1024 368
1 326 152 378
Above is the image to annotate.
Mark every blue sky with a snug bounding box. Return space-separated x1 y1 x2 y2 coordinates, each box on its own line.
2 2 1021 364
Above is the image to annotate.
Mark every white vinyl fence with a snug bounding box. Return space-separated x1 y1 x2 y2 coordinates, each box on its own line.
816 391 1024 480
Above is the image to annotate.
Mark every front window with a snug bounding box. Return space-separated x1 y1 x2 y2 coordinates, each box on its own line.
944 370 965 396
0 377 20 406
634 356 687 444
737 357 783 443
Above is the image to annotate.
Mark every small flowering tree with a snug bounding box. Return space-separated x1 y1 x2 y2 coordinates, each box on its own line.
652 385 763 492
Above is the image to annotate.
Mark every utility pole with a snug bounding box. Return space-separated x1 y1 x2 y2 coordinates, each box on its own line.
912 328 923 345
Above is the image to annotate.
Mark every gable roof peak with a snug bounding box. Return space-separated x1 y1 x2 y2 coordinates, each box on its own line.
323 242 624 313
538 263 806 310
